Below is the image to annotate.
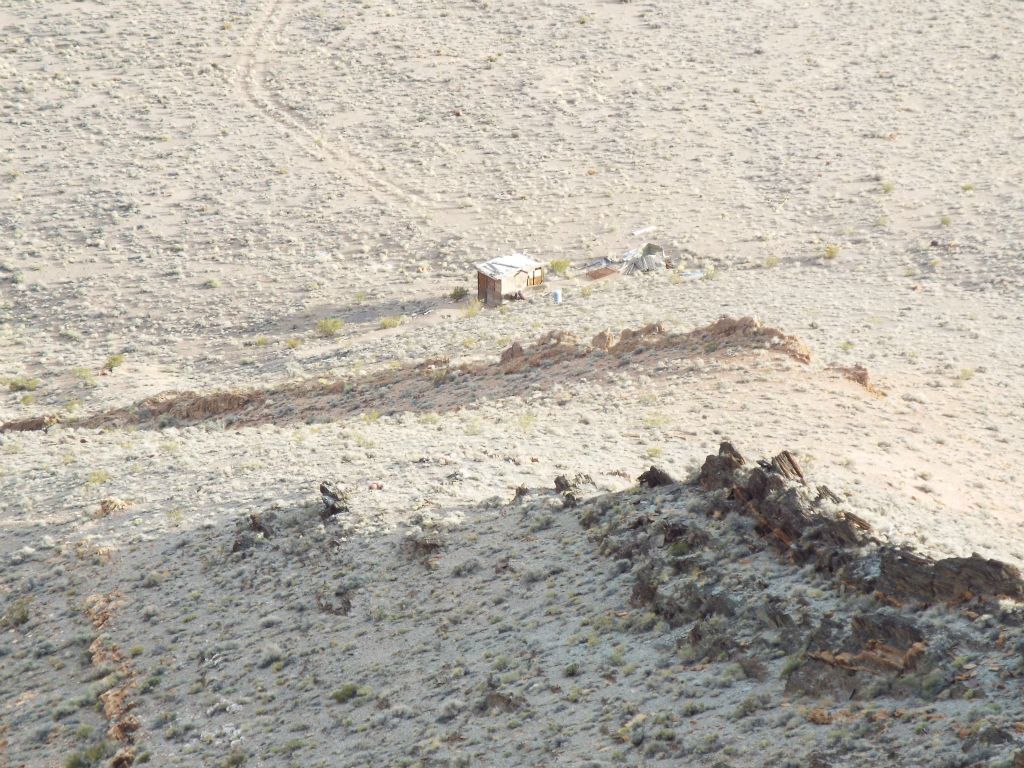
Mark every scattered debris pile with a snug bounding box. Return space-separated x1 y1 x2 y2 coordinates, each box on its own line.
584 242 667 278
621 243 666 275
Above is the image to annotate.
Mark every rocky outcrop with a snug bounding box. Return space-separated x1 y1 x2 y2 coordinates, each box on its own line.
875 549 1024 603
0 413 61 432
499 342 524 366
231 511 277 554
400 526 445 564
637 466 674 488
18 317 811 432
693 442 1024 606
697 441 745 490
554 472 595 508
832 364 886 396
576 441 1024 707
320 481 351 522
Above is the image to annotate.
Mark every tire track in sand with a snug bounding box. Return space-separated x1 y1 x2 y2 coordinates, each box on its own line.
235 0 437 212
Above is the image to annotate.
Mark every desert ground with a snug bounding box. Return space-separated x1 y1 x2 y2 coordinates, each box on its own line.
2 0 1024 766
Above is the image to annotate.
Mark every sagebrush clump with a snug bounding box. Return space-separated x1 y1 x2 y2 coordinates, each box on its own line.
316 318 343 338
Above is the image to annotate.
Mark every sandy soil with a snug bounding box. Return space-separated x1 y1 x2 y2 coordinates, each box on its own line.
2 0 1024 765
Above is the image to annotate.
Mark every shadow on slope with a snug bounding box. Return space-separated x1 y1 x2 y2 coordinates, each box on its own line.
7 440 1024 766
2 316 812 433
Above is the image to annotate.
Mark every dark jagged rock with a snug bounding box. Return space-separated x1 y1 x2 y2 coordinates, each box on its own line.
963 725 1016 753
231 531 256 554
630 560 660 607
320 481 350 522
657 580 736 627
474 690 524 714
638 466 673 488
682 616 736 662
555 472 595 507
733 450 1023 605
876 549 1024 603
499 342 525 366
316 584 353 616
784 613 930 700
0 414 60 433
230 511 276 554
700 442 1024 609
739 466 788 502
696 442 744 490
658 516 710 554
400 528 444 563
814 484 842 505
248 511 276 538
579 441 1024 715
769 450 806 485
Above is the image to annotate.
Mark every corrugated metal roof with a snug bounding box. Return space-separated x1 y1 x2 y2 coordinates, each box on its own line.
621 243 665 275
475 253 545 279
621 253 662 275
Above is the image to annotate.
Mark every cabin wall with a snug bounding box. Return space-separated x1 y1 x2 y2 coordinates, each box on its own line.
478 265 544 306
505 272 530 293
478 273 503 305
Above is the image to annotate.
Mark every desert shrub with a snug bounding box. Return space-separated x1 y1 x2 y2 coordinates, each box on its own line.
223 748 247 767
72 367 96 386
780 653 804 678
331 684 359 703
103 354 125 371
85 471 110 486
2 597 30 627
732 692 771 719
451 558 481 577
449 286 469 301
8 376 39 392
64 741 115 768
549 258 571 276
315 318 343 338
